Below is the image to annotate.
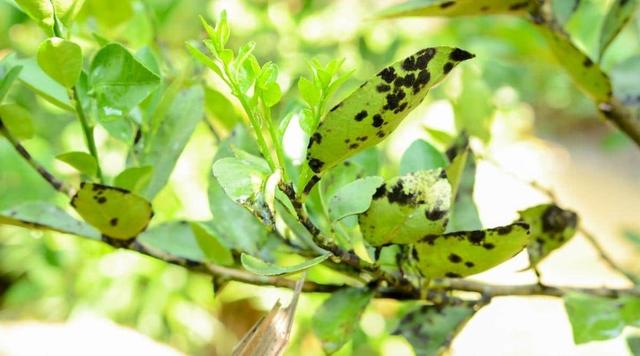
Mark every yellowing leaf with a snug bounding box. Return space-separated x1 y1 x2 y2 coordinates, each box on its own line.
414 221 530 278
378 0 535 18
299 47 474 194
359 168 451 246
70 182 153 240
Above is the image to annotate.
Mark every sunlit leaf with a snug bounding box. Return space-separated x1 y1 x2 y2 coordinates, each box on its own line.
70 182 153 240
378 0 535 18
599 0 638 58
113 166 153 193
241 253 331 276
299 47 474 194
204 86 243 131
137 221 206 262
37 38 82 88
312 288 373 354
56 151 97 176
0 202 100 239
359 168 451 246
0 103 34 139
328 176 384 222
399 139 447 175
564 292 625 344
414 221 530 278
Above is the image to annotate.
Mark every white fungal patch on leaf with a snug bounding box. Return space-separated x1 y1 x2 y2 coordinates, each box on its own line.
359 168 452 246
299 47 474 195
413 221 530 278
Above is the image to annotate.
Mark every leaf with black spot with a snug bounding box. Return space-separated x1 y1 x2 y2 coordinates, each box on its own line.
393 301 483 356
359 168 452 246
413 221 530 278
299 46 474 194
378 0 535 18
519 204 578 269
70 182 153 241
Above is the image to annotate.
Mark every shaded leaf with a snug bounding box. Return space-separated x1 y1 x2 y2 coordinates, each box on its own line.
0 65 22 102
56 151 97 176
552 0 582 25
359 169 451 246
444 132 469 203
564 292 625 344
610 55 640 107
0 202 100 239
37 38 82 88
241 253 331 276
399 139 447 175
204 86 243 131
191 222 233 266
414 221 530 278
600 0 638 58
328 176 384 222
628 336 640 356
312 288 373 354
378 0 534 18
446 151 481 232
0 103 34 139
137 221 206 262
70 182 153 240
299 46 474 194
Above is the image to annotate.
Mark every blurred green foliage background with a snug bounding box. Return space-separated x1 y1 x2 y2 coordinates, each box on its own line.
1 0 639 355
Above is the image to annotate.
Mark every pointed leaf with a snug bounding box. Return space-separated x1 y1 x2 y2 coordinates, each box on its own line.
414 221 530 278
241 253 331 276
0 65 22 102
70 182 153 240
56 151 97 176
600 0 638 58
400 139 447 175
37 38 82 88
378 0 534 18
113 166 153 193
0 202 100 239
328 176 384 222
564 293 625 344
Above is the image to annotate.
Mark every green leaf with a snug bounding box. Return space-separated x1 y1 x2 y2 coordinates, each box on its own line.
359 168 451 246
0 202 100 239
600 0 638 58
0 65 22 102
240 252 331 276
37 38 82 88
212 155 270 219
378 0 534 18
414 221 530 278
261 81 282 107
0 103 34 139
300 46 473 194
1 56 73 111
610 55 640 107
564 293 625 344
628 336 640 356
15 0 54 33
536 26 612 102
56 151 97 176
86 0 133 27
552 0 581 24
70 182 153 240
137 221 207 262
393 302 479 356
519 204 578 268
140 85 204 199
400 139 447 175
454 68 494 142
90 43 161 114
312 288 373 354
191 222 233 266
113 166 153 193
621 297 640 327
446 151 482 232
328 176 384 222
444 132 470 203
204 86 243 131
298 76 321 106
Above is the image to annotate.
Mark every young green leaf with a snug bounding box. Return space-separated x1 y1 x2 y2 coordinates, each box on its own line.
400 139 447 175
240 253 331 276
519 204 578 268
0 65 22 102
113 166 153 193
393 302 480 356
328 176 384 222
378 0 535 18
413 221 530 278
56 151 97 176
191 222 234 266
15 0 55 33
312 288 373 354
70 182 154 241
359 168 452 246
564 292 625 344
204 87 244 131
535 25 612 102
0 202 100 239
599 0 638 59
90 43 161 113
37 38 82 88
0 103 34 139
300 46 474 194
446 151 482 232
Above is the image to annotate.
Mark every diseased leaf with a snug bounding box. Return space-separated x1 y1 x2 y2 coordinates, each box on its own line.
56 151 97 176
300 47 474 194
446 151 481 232
393 302 480 356
378 0 534 18
70 182 153 240
328 176 384 222
0 103 34 139
414 221 530 278
519 204 578 268
359 168 451 246
399 139 447 175
241 252 331 276
600 0 638 58
0 65 22 102
37 38 82 88
564 293 625 344
312 288 373 354
535 25 612 102
191 222 234 266
113 166 153 193
90 43 161 114
0 202 100 239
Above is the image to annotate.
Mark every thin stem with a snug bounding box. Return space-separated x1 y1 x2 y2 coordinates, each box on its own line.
71 88 104 183
0 117 71 196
